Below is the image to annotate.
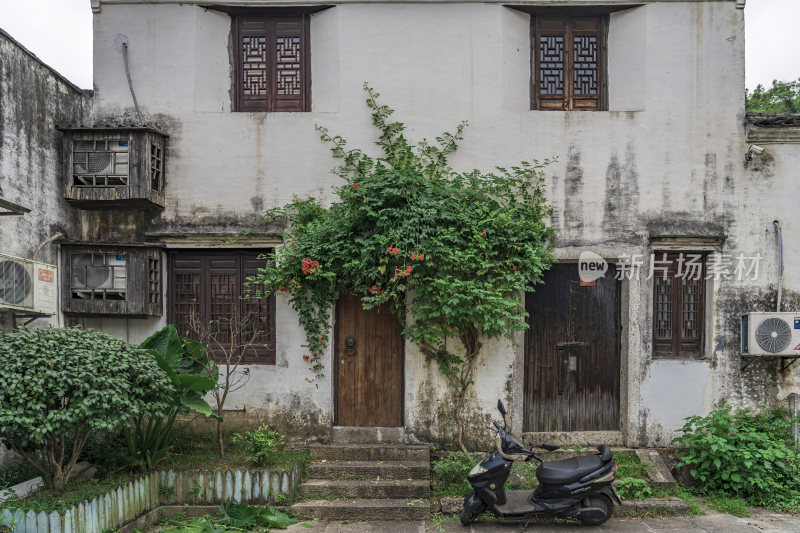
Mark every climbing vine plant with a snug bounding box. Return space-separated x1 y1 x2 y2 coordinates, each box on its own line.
248 84 555 451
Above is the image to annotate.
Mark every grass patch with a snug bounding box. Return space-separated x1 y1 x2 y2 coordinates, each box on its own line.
431 451 480 498
614 452 651 480
164 432 309 472
705 491 750 518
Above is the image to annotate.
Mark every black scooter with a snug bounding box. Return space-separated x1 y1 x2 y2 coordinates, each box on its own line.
461 400 621 527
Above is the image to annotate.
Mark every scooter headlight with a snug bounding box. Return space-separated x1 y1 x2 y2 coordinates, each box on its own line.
469 463 487 476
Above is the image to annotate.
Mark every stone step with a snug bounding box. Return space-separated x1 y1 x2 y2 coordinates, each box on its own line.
291 498 431 521
300 479 430 500
307 460 430 480
635 449 677 488
310 443 430 462
331 426 406 444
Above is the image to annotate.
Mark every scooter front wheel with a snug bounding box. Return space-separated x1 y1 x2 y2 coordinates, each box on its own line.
578 494 614 526
460 509 480 526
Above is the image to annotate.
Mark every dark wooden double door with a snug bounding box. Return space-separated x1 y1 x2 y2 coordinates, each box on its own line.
524 264 621 432
335 295 404 427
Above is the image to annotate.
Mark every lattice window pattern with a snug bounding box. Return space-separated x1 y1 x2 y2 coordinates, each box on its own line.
174 272 200 338
573 35 598 96
682 278 700 339
73 140 129 186
654 276 673 338
242 35 268 96
276 36 302 95
148 257 161 304
150 144 163 192
539 36 565 96
71 253 127 301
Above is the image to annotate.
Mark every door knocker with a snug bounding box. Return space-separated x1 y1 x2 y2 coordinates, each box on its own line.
344 335 358 356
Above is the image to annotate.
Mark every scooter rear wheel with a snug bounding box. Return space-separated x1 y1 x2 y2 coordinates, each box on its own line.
460 509 480 526
578 494 614 526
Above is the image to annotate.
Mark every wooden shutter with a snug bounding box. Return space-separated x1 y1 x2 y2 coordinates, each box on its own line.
234 15 310 112
652 252 706 357
169 250 276 364
533 15 605 111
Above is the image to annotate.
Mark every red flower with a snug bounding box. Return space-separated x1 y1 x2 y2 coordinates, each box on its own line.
482 230 487 236
418 254 425 261
386 246 399 255
512 265 517 271
353 183 359 190
303 354 311 362
405 266 413 276
301 257 319 275
411 253 417 260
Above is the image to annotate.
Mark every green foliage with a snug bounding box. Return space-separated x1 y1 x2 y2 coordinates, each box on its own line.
6 473 134 514
248 84 555 450
231 425 287 467
614 452 651 480
431 451 479 497
123 326 218 470
705 491 750 518
673 406 800 502
217 502 299 529
616 477 652 500
746 79 800 113
0 326 173 490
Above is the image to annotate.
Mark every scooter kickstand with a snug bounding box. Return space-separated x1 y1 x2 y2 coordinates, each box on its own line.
519 520 530 532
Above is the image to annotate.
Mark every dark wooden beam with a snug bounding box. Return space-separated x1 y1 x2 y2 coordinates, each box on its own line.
0 198 31 216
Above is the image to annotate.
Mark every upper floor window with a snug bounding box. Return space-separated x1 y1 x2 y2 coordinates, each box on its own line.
532 15 607 111
233 14 310 112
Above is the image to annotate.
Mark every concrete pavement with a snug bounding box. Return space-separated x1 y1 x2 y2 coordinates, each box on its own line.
285 508 800 533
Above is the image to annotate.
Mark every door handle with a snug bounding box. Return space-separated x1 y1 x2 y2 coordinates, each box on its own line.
344 334 357 356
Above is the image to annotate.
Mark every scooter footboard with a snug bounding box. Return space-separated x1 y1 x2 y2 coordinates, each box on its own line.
463 491 488 514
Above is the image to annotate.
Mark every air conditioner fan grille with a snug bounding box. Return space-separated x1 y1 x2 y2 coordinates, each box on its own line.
0 260 32 305
755 317 792 353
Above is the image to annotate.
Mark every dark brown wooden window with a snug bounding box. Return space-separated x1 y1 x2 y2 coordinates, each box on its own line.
652 252 706 358
532 15 607 111
233 14 310 112
169 250 276 364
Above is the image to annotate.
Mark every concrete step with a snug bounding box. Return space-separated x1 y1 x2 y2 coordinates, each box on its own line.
291 498 430 521
331 426 405 444
310 443 430 462
300 479 430 500
307 460 430 480
635 449 677 488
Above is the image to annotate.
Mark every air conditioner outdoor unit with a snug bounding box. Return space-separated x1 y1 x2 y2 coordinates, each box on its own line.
742 312 800 357
71 253 127 300
0 253 58 315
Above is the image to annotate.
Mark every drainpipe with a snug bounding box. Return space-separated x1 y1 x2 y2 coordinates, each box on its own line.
774 221 783 312
32 232 63 262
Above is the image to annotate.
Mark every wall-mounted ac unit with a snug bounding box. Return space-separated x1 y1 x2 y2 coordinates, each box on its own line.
0 253 58 315
742 312 800 356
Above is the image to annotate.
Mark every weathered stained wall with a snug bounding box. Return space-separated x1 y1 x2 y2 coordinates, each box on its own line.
0 29 86 467
80 0 800 448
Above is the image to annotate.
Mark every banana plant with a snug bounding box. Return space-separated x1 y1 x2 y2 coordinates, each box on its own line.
123 326 219 470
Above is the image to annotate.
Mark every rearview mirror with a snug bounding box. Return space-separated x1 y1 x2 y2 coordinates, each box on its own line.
497 399 506 416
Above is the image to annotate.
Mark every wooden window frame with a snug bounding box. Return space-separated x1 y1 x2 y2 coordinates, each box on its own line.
168 249 276 364
531 14 608 111
652 252 707 359
232 13 311 112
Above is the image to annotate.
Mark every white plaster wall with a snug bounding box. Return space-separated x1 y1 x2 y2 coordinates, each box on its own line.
83 1 790 446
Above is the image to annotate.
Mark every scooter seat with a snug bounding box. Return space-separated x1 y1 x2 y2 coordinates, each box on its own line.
536 454 604 484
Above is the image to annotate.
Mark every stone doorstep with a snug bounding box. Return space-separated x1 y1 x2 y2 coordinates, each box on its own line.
435 496 690 517
300 479 430 499
310 443 430 462
291 498 431 521
306 460 430 480
331 426 405 444
634 449 678 489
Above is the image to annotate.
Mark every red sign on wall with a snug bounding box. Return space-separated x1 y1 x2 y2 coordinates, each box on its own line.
38 268 54 283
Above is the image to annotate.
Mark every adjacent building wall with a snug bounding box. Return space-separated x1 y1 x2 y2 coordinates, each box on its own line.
0 29 86 467
77 0 798 448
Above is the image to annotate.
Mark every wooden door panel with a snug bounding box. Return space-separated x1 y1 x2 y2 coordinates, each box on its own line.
524 264 620 432
335 295 403 427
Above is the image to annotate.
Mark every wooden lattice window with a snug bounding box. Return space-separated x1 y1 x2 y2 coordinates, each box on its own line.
652 252 707 358
533 15 607 111
168 250 276 364
150 144 163 192
233 14 310 112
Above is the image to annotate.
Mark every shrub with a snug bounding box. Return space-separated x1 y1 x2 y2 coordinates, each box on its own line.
673 406 800 501
616 477 652 500
231 425 286 467
431 451 479 497
0 326 173 490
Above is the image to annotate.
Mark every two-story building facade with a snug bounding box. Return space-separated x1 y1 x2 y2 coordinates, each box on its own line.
6 0 797 449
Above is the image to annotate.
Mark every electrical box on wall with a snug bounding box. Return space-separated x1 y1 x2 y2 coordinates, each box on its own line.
61 243 163 317
59 127 167 209
0 253 57 315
